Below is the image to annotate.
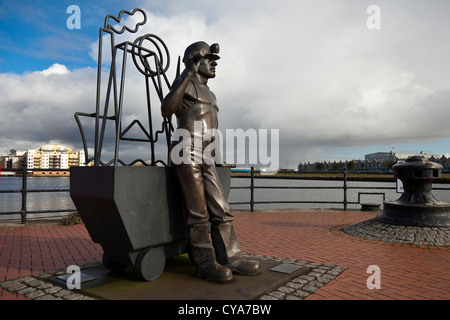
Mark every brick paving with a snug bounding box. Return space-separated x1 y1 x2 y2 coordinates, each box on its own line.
0 222 102 300
1 209 449 300
232 209 450 300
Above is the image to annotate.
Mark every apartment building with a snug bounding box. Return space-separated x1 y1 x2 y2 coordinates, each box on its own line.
0 150 27 169
1 144 85 171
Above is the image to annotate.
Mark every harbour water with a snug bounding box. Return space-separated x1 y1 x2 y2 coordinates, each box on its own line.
1 176 450 220
230 177 450 210
0 176 76 220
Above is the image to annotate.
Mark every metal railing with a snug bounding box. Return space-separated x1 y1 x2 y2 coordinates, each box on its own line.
2 167 449 222
229 167 395 212
0 168 76 224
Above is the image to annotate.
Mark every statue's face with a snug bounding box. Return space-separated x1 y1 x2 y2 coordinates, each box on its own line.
198 57 217 79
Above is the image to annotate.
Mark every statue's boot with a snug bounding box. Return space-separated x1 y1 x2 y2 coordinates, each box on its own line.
187 223 233 283
211 222 262 276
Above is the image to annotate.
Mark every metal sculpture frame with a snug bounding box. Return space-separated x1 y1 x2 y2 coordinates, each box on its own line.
74 8 177 167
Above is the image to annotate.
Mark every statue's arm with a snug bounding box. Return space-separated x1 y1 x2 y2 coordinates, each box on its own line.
161 69 194 117
161 52 200 117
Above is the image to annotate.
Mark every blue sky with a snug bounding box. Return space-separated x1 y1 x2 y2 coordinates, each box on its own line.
1 0 450 169
0 0 131 73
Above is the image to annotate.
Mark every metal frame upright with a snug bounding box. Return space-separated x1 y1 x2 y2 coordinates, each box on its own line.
74 8 175 167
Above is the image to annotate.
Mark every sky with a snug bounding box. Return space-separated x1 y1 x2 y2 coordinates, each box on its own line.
0 0 449 169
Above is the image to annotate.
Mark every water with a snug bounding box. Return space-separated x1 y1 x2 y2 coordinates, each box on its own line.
0 176 76 220
1 176 449 220
229 177 450 211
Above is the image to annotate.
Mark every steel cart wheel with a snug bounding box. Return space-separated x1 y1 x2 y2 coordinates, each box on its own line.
135 246 166 281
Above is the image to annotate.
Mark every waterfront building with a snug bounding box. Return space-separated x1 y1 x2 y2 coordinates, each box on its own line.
0 150 27 169
365 151 442 162
364 151 396 162
430 155 450 173
298 151 449 173
0 144 85 172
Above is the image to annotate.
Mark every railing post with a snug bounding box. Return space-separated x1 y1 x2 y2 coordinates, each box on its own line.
343 168 348 211
21 167 28 224
250 167 255 212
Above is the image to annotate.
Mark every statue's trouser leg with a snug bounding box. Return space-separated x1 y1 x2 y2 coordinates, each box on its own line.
173 147 261 277
186 223 232 282
172 157 232 282
201 163 242 264
202 164 261 275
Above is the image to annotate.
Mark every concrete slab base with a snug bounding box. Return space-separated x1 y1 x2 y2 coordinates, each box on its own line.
50 254 309 300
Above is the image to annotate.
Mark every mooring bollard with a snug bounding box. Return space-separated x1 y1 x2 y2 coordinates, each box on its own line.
377 156 450 227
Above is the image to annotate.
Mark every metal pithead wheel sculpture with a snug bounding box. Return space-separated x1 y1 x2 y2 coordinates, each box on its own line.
74 8 176 167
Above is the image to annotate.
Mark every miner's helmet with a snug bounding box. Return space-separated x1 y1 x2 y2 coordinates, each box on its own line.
183 41 220 63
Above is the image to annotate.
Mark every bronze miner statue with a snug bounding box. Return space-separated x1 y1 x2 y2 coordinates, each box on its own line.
161 41 261 282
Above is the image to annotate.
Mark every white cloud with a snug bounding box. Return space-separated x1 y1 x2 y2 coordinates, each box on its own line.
41 63 69 76
0 66 97 154
1 0 450 167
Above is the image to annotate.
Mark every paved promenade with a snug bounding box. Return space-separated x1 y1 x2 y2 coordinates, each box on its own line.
1 209 449 300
